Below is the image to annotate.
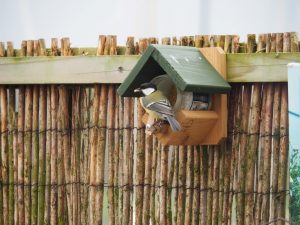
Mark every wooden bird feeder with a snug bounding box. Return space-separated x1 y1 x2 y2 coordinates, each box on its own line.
117 44 231 145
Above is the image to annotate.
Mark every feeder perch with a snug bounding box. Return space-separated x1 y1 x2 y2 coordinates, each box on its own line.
117 44 231 145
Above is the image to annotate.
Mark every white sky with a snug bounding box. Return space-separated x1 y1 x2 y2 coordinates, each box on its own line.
1 0 300 48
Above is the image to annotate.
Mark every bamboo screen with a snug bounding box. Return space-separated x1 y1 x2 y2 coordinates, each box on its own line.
0 33 297 225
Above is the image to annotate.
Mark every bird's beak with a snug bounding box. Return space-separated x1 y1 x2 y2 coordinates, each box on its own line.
134 88 141 93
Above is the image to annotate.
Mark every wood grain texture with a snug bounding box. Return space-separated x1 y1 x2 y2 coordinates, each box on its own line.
184 146 194 225
7 51 16 225
0 42 5 56
24 86 33 225
1 52 300 84
227 52 300 82
31 85 39 225
199 47 227 79
107 84 115 225
135 101 145 225
122 97 133 225
160 145 168 225
44 86 51 225
50 85 58 225
17 87 25 225
38 86 46 225
96 84 108 225
1 86 8 225
192 146 200 225
176 146 186 225
142 134 153 225
0 56 139 84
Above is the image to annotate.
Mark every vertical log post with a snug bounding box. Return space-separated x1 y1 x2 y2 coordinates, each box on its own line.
123 36 135 225
199 146 208 225
260 80 274 224
71 85 81 225
0 42 5 56
44 84 52 225
224 84 238 225
6 42 16 225
113 90 120 225
167 146 175 225
89 85 100 225
57 38 68 225
24 40 34 225
23 85 32 225
36 39 47 225
150 137 158 225
195 35 203 48
31 84 39 225
142 133 153 225
206 147 214 225
156 143 162 224
17 84 25 225
236 84 251 225
107 35 117 225
38 84 47 225
0 85 8 225
212 146 220 225
244 34 262 225
122 96 133 225
135 95 145 225
172 146 179 225
254 34 266 225
57 87 64 225
227 36 240 225
218 143 225 225
277 84 288 225
176 146 187 225
60 86 72 225
108 84 116 225
118 93 124 225
80 84 90 225
269 33 282 222
192 146 200 225
276 32 290 225
50 85 58 225
160 145 168 225
270 83 281 221
184 146 194 225
95 83 108 225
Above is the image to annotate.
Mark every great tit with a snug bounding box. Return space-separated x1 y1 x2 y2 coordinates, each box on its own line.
134 82 181 132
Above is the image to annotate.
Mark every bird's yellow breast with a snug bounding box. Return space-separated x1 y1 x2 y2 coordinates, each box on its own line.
139 97 164 120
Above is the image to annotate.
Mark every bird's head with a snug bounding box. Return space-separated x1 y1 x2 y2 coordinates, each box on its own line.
134 83 157 96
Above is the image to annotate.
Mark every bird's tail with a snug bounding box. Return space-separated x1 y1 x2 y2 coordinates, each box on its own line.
166 115 181 131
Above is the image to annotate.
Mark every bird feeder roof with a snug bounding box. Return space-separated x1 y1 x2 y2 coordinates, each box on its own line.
117 44 231 97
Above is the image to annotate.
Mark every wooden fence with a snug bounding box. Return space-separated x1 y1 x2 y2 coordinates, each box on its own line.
0 32 297 225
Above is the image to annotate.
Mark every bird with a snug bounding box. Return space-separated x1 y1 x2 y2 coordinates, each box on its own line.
134 82 181 132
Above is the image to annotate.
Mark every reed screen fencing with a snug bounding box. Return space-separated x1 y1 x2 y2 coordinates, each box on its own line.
0 33 297 225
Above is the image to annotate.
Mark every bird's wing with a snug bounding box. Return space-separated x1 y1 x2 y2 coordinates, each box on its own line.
145 99 174 116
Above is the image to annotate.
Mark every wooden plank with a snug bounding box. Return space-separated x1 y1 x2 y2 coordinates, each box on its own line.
0 55 139 84
227 52 300 82
199 47 227 79
1 52 300 84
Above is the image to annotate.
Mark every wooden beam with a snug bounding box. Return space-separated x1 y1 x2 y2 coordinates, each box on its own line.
227 52 300 82
1 52 300 84
0 56 139 84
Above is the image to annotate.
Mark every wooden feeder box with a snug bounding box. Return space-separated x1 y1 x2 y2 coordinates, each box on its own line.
117 44 231 145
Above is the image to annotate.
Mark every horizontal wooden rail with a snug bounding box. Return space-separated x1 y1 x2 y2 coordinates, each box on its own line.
227 52 300 82
0 55 139 84
0 52 300 84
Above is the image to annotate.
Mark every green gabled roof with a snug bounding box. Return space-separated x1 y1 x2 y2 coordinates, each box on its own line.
117 44 231 97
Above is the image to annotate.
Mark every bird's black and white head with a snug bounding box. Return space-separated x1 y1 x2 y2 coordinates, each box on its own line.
134 83 157 96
